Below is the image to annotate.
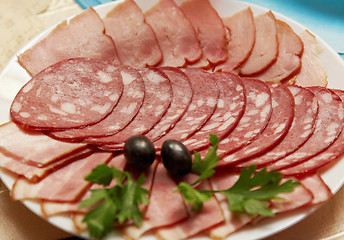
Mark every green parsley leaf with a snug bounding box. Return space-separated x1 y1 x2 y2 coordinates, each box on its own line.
176 182 212 211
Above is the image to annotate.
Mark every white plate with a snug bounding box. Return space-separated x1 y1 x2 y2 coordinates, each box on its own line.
1 0 344 239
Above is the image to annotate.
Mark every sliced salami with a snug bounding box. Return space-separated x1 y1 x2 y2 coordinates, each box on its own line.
49 65 145 140
10 58 123 130
153 68 220 150
266 87 344 171
183 72 245 151
144 67 193 142
237 85 319 169
214 78 272 166
220 83 294 165
88 68 172 150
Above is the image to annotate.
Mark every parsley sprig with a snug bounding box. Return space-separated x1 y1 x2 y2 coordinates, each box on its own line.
80 164 149 239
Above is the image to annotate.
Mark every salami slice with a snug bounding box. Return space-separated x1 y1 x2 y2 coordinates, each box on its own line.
237 85 319 169
266 87 344 171
221 83 294 165
88 68 172 150
144 67 193 142
183 72 245 151
214 78 272 166
280 89 344 177
153 68 220 150
49 65 145 140
10 58 123 130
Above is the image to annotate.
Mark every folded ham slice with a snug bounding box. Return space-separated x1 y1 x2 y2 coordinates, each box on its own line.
299 174 333 205
18 8 120 76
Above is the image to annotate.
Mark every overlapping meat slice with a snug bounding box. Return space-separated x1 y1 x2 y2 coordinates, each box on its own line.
215 8 255 72
176 0 228 68
103 0 162 67
252 20 303 82
266 87 344 171
237 85 319 169
49 65 145 141
153 68 219 150
221 83 294 165
144 0 202 67
238 11 278 76
183 72 245 151
11 58 124 131
299 174 333 204
17 8 120 76
88 68 172 150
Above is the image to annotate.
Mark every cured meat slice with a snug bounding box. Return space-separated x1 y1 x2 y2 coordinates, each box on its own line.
103 0 162 67
0 122 87 167
238 11 278 76
267 87 344 171
280 89 344 177
11 58 124 130
215 8 255 72
183 72 245 151
176 0 228 68
49 65 145 140
237 85 319 169
144 67 193 142
221 83 294 165
122 163 188 239
88 68 172 150
292 30 327 87
17 8 120 76
153 68 219 150
11 152 113 201
144 0 202 67
252 20 303 82
214 78 272 165
299 174 333 205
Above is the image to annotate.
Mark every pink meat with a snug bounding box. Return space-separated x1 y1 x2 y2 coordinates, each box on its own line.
216 7 255 72
49 65 145 140
299 174 333 205
154 68 219 150
103 0 162 67
176 0 228 68
11 58 124 130
221 83 294 165
183 72 245 151
237 85 318 169
252 20 303 82
144 0 202 67
144 67 193 142
11 152 113 201
18 8 120 76
88 68 172 150
238 11 278 76
267 87 344 171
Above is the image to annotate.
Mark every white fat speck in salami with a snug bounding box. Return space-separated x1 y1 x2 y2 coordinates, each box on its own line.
220 83 294 166
183 72 245 151
49 65 145 140
10 58 123 130
266 87 344 171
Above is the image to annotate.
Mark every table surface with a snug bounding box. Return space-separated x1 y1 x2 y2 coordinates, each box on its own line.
1 0 344 240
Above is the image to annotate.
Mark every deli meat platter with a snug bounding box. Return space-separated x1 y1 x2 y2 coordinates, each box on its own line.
1 0 344 240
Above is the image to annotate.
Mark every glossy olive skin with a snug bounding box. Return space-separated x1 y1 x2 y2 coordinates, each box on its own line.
124 135 155 171
161 140 192 177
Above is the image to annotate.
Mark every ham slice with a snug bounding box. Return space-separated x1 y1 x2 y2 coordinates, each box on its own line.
238 11 278 76
103 0 162 67
144 0 202 67
299 174 333 205
18 8 120 76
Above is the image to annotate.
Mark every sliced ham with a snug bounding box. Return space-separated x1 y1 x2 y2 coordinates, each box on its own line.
238 11 278 76
299 174 333 205
215 7 255 72
252 20 303 82
17 8 120 76
103 0 162 67
176 0 228 68
144 0 202 67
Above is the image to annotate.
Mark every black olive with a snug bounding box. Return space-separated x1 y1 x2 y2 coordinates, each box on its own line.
124 135 155 171
161 140 192 177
